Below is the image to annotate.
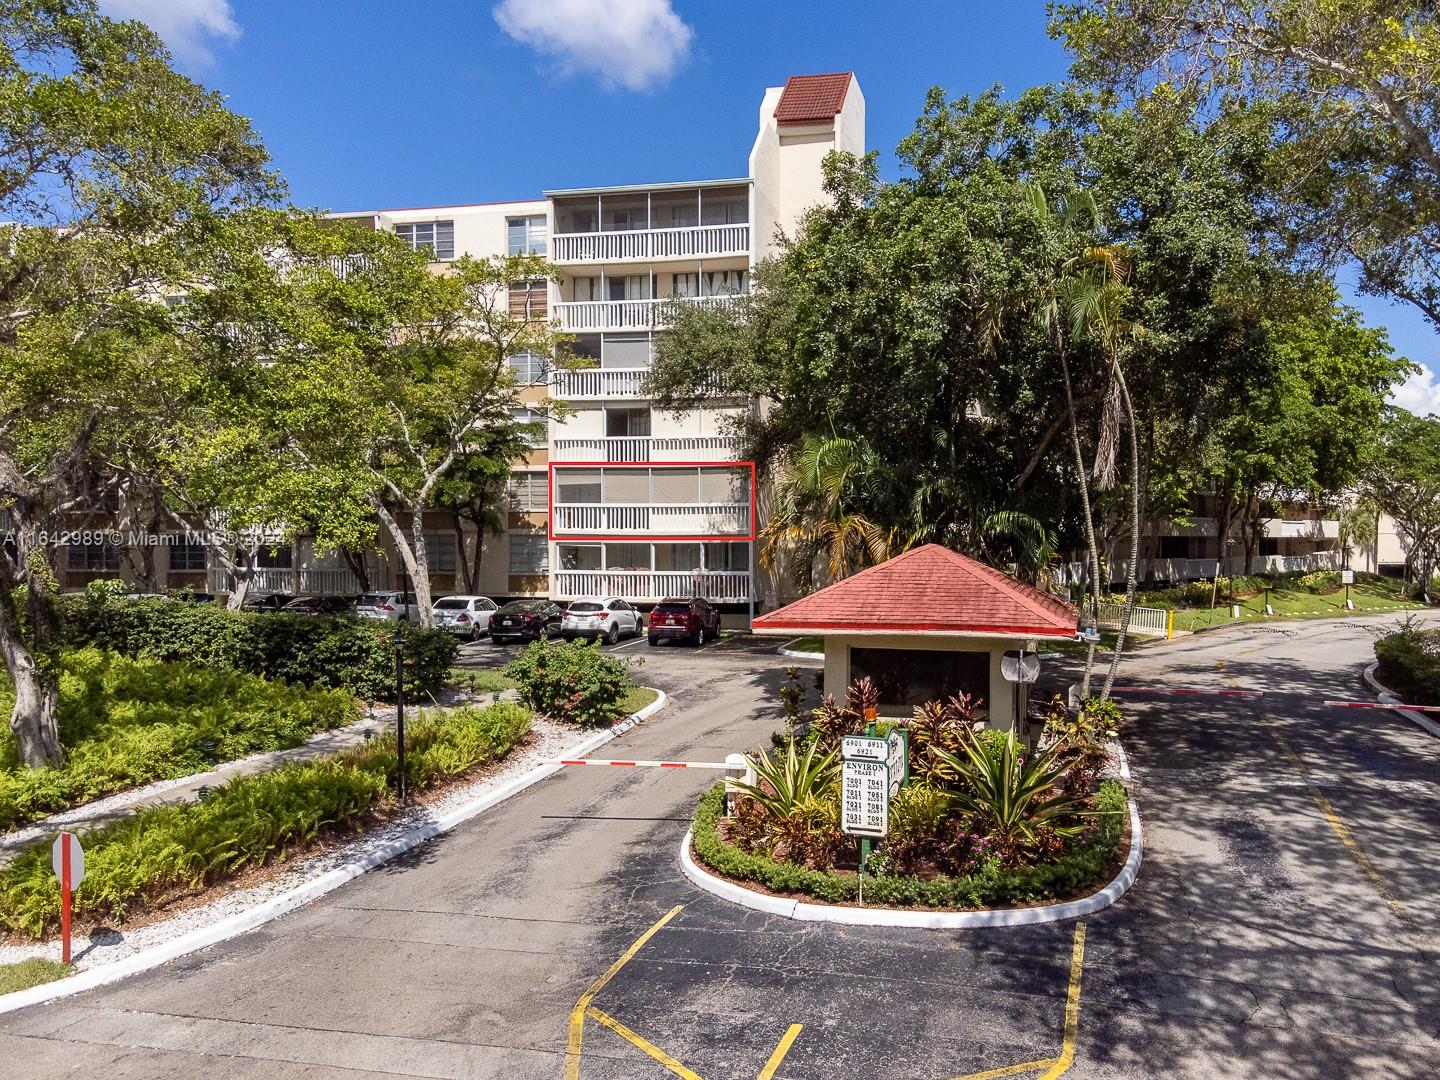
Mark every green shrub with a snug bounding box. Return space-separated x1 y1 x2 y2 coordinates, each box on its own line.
1375 626 1440 705
692 779 1127 910
57 593 457 701
503 637 630 726
0 649 358 830
0 701 530 939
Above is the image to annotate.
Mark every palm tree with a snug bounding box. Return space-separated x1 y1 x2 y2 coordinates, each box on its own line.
982 509 1058 587
760 433 916 590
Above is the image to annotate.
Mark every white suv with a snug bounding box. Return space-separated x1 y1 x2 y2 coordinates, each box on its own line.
354 592 421 624
561 597 643 645
431 595 497 640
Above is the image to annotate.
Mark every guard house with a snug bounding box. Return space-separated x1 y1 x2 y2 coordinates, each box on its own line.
751 545 1079 725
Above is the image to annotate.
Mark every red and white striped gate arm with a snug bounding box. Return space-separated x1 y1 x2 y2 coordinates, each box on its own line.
551 758 738 769
1324 700 1440 713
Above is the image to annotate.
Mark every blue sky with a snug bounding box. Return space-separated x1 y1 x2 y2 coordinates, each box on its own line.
102 0 1440 413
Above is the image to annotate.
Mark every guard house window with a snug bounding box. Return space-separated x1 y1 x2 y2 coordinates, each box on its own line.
507 471 547 510
506 215 547 255
508 350 546 384
394 221 454 261
850 647 989 711
68 543 119 572
509 534 548 574
169 538 207 572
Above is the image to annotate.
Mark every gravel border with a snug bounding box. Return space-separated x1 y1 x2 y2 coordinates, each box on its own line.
0 689 668 1012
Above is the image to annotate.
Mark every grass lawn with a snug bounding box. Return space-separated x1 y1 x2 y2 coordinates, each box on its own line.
0 957 70 995
620 685 660 716
448 668 517 695
782 636 824 654
1167 577 1423 633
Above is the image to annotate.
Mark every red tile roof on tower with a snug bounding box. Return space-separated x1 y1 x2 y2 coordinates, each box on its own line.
752 544 1079 638
773 72 853 126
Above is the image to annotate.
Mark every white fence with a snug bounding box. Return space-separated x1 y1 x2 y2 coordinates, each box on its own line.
551 223 749 263
551 367 648 399
1096 603 1171 638
552 295 738 333
208 567 366 596
551 502 750 536
1057 550 1344 587
551 436 738 462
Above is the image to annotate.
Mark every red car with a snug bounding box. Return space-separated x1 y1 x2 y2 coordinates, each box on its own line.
648 597 722 646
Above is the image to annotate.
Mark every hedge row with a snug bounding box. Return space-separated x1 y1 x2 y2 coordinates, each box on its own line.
0 649 359 830
58 593 458 701
1375 626 1440 706
690 780 1128 909
0 702 531 939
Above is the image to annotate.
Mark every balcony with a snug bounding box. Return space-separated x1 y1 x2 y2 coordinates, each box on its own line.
208 567 365 596
551 436 738 462
552 294 738 333
1265 518 1340 540
555 569 752 602
551 367 649 400
552 502 750 537
551 223 749 264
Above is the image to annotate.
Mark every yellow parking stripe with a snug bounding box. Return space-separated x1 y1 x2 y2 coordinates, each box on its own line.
757 1023 804 1079
586 1006 704 1080
1037 922 1087 1079
565 904 685 1080
951 1057 1057 1079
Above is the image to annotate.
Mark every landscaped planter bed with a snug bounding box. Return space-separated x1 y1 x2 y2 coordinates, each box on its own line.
689 780 1129 912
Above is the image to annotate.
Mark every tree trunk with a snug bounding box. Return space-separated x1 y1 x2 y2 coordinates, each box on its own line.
0 564 62 767
452 513 475 594
467 516 485 596
372 499 434 628
340 546 372 593
1060 349 1104 700
1101 363 1141 700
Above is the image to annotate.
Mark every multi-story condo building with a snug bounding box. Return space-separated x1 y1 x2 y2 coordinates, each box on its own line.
178 72 863 619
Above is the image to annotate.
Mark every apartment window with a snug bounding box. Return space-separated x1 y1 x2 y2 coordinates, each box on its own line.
606 543 650 570
68 543 119 572
509 534 548 574
510 407 547 446
507 215 548 255
702 196 748 226
422 533 457 573
605 407 651 437
672 272 698 298
509 280 547 320
508 350 546 384
703 269 747 296
704 543 749 572
1159 536 1190 559
655 543 702 572
607 275 649 302
508 471 547 511
169 538 208 572
555 468 602 504
394 221 455 261
559 544 602 570
256 545 293 569
600 334 650 368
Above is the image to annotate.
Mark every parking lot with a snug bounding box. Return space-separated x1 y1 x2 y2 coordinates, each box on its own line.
4 615 1439 1078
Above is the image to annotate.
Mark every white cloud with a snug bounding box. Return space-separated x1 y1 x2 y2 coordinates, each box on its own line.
493 0 693 92
1391 363 1440 418
99 0 239 67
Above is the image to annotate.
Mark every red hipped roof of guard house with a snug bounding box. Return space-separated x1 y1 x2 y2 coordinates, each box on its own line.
752 544 1079 638
773 72 853 125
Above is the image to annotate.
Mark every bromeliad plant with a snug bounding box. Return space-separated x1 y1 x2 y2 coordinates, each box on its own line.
905 693 985 783
730 737 842 867
934 729 1090 862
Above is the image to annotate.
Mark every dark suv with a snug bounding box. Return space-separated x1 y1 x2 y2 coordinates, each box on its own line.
648 597 722 646
490 600 564 644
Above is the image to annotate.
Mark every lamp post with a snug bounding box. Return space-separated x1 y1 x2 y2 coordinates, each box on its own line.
394 637 407 804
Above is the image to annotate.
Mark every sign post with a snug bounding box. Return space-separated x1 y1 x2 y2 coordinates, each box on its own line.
394 638 407 804
51 832 85 965
841 732 895 906
1342 568 1355 610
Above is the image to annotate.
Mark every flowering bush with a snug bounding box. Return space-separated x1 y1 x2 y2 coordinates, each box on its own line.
503 636 633 727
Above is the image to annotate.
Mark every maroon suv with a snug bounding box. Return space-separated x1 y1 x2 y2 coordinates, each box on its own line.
647 597 722 646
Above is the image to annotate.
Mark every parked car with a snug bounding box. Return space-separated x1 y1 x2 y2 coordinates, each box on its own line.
489 599 564 644
354 591 421 623
281 595 358 616
241 592 295 612
561 597 643 645
432 595 498 640
648 597 722 646
170 591 217 604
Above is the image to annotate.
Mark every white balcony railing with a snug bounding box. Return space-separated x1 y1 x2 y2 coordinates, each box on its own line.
552 502 750 536
555 569 752 602
551 436 738 462
208 567 366 596
1055 549 1344 586
551 224 749 263
551 367 649 399
553 294 738 333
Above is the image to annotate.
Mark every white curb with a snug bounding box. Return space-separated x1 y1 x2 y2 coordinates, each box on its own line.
679 797 1142 929
1362 663 1440 738
0 688 667 1015
776 638 823 661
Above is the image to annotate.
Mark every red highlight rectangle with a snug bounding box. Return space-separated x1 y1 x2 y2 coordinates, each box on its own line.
546 460 757 543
